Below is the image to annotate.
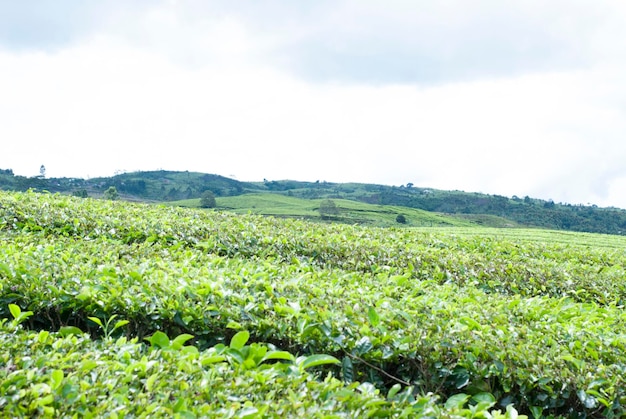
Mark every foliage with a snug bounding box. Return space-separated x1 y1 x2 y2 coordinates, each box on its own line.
396 214 407 224
2 168 626 234
103 186 119 201
72 189 89 198
319 199 339 220
2 190 626 416
174 193 470 228
200 190 217 208
0 312 528 418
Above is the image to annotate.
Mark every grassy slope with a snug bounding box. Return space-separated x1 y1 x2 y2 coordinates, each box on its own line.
420 226 626 249
172 193 485 227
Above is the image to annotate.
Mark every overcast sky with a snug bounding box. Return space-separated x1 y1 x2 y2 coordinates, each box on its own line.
1 1 626 208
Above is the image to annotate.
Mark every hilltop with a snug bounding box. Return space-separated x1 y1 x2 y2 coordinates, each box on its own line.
1 168 625 234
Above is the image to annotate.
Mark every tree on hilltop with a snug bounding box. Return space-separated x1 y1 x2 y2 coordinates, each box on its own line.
104 186 119 200
73 189 89 198
200 190 217 208
319 199 339 220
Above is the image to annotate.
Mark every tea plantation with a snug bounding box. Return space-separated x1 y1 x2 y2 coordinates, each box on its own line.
1 191 626 417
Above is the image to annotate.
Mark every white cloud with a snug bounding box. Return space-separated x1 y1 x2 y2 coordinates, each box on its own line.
1 1 625 208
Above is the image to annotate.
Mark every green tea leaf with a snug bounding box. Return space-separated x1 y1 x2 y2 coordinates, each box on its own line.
87 316 104 328
148 331 170 349
342 356 354 383
506 404 520 419
472 392 495 404
260 351 294 363
79 360 98 373
387 383 401 400
8 303 20 319
529 406 543 419
59 326 84 337
145 373 159 392
171 334 195 349
230 331 250 351
226 321 243 330
51 369 64 390
577 390 597 409
201 355 227 366
354 336 373 355
37 330 50 343
237 406 259 418
0 263 11 277
112 319 130 332
300 354 340 370
444 393 470 409
367 307 380 327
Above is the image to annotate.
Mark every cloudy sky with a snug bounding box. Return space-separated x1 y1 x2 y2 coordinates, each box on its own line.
1 1 626 208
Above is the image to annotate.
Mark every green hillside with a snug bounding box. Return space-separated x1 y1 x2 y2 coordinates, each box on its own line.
173 193 491 227
0 169 262 201
258 180 626 235
2 168 626 235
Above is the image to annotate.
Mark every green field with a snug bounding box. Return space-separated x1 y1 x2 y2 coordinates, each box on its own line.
2 191 626 417
173 193 518 228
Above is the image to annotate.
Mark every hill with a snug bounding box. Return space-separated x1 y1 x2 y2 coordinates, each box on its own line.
257 179 626 235
1 168 625 234
173 193 517 228
0 169 262 201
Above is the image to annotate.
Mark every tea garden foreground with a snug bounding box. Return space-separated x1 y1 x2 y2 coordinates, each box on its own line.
1 191 626 417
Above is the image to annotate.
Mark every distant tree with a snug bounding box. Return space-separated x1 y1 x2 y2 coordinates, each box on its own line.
166 187 180 200
319 199 339 220
118 179 146 194
73 189 89 198
200 190 217 208
396 214 407 224
38 165 46 179
406 183 414 188
104 186 119 200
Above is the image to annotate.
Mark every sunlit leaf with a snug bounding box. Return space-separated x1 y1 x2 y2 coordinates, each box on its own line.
8 303 20 319
148 331 170 349
59 326 84 337
367 307 380 327
230 331 250 351
300 354 340 370
444 393 470 409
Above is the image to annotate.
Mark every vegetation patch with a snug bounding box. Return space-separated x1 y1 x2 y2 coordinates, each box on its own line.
2 191 626 417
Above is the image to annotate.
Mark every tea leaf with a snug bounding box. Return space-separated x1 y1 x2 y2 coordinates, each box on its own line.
230 331 250 351
445 393 470 409
148 331 170 349
300 354 340 370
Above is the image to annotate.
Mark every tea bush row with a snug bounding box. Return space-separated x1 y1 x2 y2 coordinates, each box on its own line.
2 191 626 305
4 314 487 418
1 232 625 416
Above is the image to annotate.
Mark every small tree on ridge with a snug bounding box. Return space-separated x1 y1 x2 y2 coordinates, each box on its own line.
104 186 119 201
200 190 217 208
319 199 339 220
